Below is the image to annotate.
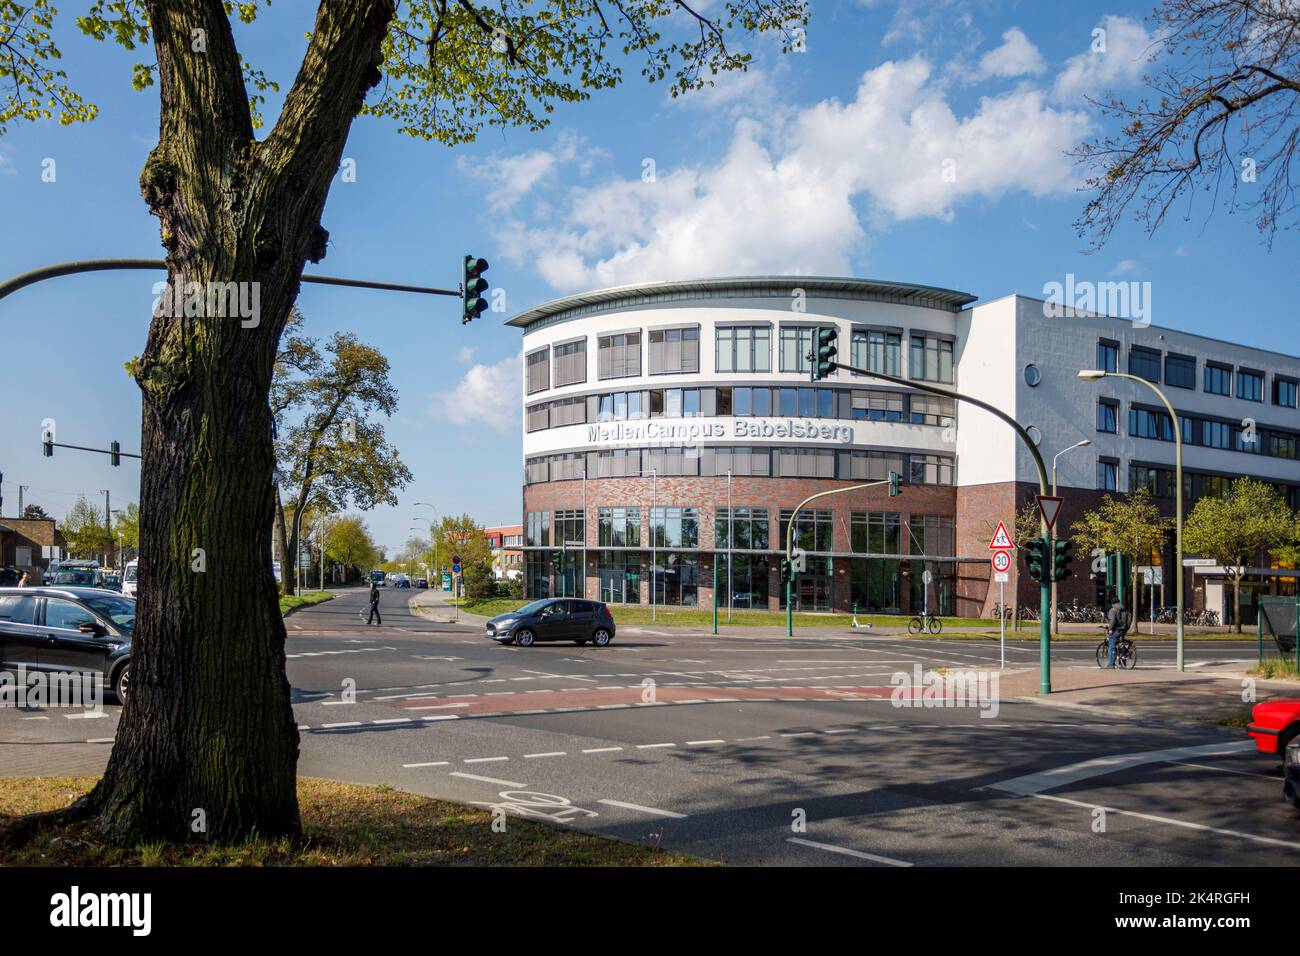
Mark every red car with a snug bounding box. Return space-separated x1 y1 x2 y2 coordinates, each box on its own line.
1247 698 1300 755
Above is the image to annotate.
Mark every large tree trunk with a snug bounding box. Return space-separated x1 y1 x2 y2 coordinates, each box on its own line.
81 0 394 845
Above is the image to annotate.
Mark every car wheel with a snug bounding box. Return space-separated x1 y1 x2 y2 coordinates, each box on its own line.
514 629 536 647
591 628 612 647
112 663 130 704
1279 725 1299 758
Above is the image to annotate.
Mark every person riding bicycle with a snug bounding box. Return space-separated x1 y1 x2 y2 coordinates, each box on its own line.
1104 599 1132 669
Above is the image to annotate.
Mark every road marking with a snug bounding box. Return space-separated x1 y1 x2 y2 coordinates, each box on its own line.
371 718 412 725
523 669 597 683
736 735 771 742
524 751 567 759
449 772 527 787
1029 793 1300 851
636 742 676 749
464 756 509 764
597 799 687 819
407 703 470 710
421 714 460 722
1166 760 1279 781
787 837 912 867
983 741 1255 795
686 739 725 746
85 737 116 744
320 721 363 729
403 761 450 768
583 746 624 753
64 711 107 720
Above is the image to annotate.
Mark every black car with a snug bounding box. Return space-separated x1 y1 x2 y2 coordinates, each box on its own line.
485 598 616 647
0 587 133 702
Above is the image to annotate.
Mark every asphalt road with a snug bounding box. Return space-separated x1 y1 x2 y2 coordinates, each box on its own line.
4 586 1297 866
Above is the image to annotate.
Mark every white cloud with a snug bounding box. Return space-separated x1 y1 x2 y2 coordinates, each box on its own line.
456 345 476 364
1110 259 1139 276
499 56 1092 291
1052 15 1153 103
459 132 595 212
433 351 521 433
978 27 1045 78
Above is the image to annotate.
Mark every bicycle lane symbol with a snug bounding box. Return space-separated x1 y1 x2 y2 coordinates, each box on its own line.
469 790 600 824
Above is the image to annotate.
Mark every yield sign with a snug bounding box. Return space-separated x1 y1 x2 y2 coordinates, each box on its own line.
1036 495 1064 534
987 521 1014 551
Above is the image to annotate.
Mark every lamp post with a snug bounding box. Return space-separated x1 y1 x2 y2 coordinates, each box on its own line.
1050 439 1091 635
1078 369 1184 671
414 502 440 588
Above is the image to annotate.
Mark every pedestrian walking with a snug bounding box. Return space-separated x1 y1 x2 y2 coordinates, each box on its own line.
367 582 382 625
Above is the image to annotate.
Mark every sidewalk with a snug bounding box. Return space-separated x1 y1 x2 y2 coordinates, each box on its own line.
994 662 1300 730
408 588 488 625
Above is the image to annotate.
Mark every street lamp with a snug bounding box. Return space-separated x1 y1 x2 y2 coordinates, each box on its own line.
1078 369 1184 671
1050 439 1091 635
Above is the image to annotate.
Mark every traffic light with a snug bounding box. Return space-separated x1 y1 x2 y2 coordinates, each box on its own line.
779 558 792 583
888 470 901 497
1024 536 1047 583
461 255 490 323
110 440 121 467
1051 537 1074 582
42 437 53 457
811 326 838 381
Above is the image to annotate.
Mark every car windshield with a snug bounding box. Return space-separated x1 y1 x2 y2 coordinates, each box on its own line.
124 566 137 582
82 594 135 634
53 570 97 586
512 599 552 616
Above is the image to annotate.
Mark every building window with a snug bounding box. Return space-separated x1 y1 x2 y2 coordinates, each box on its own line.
701 447 770 477
909 394 955 426
1097 399 1119 433
850 329 901 376
525 511 550 547
597 332 641 379
648 327 699 375
1204 362 1232 395
1097 459 1119 491
779 509 833 552
716 325 771 373
1165 353 1195 390
1128 345 1162 383
526 403 549 432
1233 423 1262 454
840 450 904 482
909 454 954 486
850 389 903 421
1205 420 1232 449
1097 339 1119 374
526 553 550 599
553 339 587 387
1129 406 1174 441
1237 368 1264 402
551 396 586 427
909 335 954 383
554 509 585 547
1130 464 1173 497
1270 432 1298 459
717 554 769 609
715 507 770 550
652 553 698 607
649 507 699 549
525 457 549 484
908 514 955 557
597 507 640 547
597 551 641 604
591 448 642 478
851 512 902 554
1273 376 1298 408
525 347 550 394
644 447 699 476
779 326 815 374
775 447 835 478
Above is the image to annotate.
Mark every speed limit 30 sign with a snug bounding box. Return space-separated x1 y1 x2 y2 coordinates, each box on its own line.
991 550 1012 574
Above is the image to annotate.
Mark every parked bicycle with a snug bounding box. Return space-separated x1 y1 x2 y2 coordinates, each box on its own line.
989 602 1014 621
908 610 943 635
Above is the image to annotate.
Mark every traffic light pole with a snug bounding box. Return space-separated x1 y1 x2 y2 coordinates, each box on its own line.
784 476 897 637
829 361 1055 693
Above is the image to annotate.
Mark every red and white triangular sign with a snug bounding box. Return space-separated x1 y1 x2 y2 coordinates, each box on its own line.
1036 495 1064 534
988 521 1014 551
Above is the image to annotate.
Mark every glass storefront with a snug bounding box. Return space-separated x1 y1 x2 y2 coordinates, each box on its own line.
597 551 641 604
650 552 699 606
849 558 902 613
716 554 770 609
779 556 834 611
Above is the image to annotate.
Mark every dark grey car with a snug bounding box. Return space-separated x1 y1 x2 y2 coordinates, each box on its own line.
485 598 616 647
0 587 133 702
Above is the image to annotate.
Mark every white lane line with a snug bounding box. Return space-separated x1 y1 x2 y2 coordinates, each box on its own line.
524 751 567 759
583 746 624 753
85 737 116 744
1166 760 1280 781
403 761 450 768
421 715 460 722
21 716 50 720
983 741 1255 796
523 669 596 683
407 703 470 710
686 739 726 746
636 742 676 749
1029 793 1300 851
464 756 509 764
779 731 818 738
372 718 413 725
597 799 687 819
787 837 912 867
321 721 363 729
449 772 527 787
736 735 771 742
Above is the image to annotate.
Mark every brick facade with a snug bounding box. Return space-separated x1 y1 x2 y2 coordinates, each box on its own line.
0 517 65 584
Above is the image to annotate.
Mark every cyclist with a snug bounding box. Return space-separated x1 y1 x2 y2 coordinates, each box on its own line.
1103 599 1132 669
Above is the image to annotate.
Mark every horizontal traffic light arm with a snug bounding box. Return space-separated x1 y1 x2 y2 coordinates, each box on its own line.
44 440 141 460
0 259 461 304
784 475 901 562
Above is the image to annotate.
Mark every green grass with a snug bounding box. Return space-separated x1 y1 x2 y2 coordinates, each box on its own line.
0 777 706 867
1250 659 1300 680
278 590 334 616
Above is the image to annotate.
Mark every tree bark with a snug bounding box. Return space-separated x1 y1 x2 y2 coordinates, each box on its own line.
1233 572 1243 634
80 0 395 844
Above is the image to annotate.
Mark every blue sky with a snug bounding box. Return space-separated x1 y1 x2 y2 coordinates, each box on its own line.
1 0 1296 557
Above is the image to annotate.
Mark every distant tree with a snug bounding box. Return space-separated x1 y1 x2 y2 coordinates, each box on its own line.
324 515 377 581
462 563 497 601
1073 0 1300 249
61 497 110 560
112 503 141 556
21 504 50 520
1070 488 1173 616
273 312 412 595
1184 478 1293 632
